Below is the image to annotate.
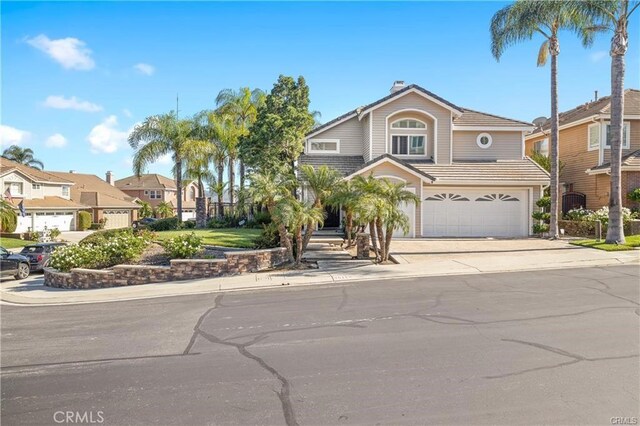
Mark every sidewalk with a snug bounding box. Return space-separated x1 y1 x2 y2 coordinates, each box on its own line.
1 240 638 306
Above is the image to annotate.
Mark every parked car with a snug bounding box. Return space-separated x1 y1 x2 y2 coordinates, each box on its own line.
19 242 67 272
0 247 30 280
132 217 157 229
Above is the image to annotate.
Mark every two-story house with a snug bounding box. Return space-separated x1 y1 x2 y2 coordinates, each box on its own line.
115 173 201 219
1 158 139 232
525 89 639 212
299 82 550 238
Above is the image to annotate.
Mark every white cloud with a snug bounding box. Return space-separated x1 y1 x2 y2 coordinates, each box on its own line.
0 125 31 147
133 63 155 76
122 108 132 118
45 133 68 148
43 95 103 112
26 34 95 70
590 50 608 63
87 115 129 154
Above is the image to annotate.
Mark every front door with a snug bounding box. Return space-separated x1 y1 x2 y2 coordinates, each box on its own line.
322 206 341 229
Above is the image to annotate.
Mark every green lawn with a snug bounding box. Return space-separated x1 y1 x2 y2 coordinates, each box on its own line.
0 237 30 250
155 228 261 248
571 235 640 251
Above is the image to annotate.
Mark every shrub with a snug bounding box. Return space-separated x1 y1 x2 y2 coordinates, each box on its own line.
207 218 227 229
49 228 61 240
564 208 592 221
183 219 196 229
149 217 181 231
253 211 272 226
588 206 635 225
49 244 108 272
253 223 280 249
80 228 132 245
531 211 550 222
89 222 105 230
0 209 17 233
161 232 202 258
536 196 551 209
27 231 42 241
532 223 549 235
77 211 92 230
628 188 640 203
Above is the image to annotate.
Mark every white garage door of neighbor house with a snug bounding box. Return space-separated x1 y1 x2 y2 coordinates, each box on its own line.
103 210 130 229
182 211 196 220
422 189 528 237
34 212 75 232
393 187 416 238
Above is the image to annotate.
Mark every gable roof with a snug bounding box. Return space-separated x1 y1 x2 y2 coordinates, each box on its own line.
528 89 640 138
115 174 178 190
587 149 640 174
308 84 532 138
345 154 436 182
8 196 88 210
48 171 140 209
0 158 74 184
298 155 365 177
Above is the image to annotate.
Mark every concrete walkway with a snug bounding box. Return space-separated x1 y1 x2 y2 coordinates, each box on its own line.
1 239 637 306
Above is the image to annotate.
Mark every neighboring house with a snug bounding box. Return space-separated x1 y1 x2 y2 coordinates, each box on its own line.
115 174 201 220
299 81 549 238
525 89 640 211
0 158 139 232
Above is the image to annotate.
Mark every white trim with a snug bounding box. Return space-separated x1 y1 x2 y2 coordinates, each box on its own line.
528 187 534 236
586 165 640 175
449 112 452 165
429 179 549 186
344 157 433 183
306 112 358 139
453 125 534 132
602 121 631 150
525 115 599 140
587 122 600 152
375 174 407 183
385 109 437 160
389 134 427 156
358 87 464 119
476 133 493 149
369 110 373 161
598 114 640 120
307 138 340 154
521 132 525 158
390 118 427 129
0 168 75 185
419 183 424 236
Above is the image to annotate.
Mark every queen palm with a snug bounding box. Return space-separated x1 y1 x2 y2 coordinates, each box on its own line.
1 145 44 169
378 180 419 262
491 0 601 239
155 201 174 219
275 198 324 265
137 201 154 218
327 180 361 247
299 165 342 250
128 113 195 222
577 0 639 244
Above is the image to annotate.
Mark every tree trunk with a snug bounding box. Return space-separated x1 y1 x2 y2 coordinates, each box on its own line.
278 223 294 262
375 218 385 262
345 211 353 247
606 29 627 244
295 227 303 265
368 221 379 261
217 162 224 220
301 199 321 251
175 159 183 223
239 161 246 216
384 224 394 262
196 176 206 228
228 159 235 216
548 41 559 239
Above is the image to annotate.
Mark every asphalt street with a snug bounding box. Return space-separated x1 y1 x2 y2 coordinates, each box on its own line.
1 265 639 425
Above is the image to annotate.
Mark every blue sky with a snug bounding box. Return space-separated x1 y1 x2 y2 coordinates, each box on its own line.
2 1 639 181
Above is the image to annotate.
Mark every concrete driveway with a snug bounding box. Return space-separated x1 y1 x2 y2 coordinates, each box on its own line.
59 230 94 244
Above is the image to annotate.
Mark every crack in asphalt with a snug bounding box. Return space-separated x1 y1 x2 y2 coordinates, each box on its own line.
183 294 225 355
337 287 348 311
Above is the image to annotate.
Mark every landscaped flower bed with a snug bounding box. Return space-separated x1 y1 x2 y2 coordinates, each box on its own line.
559 207 640 237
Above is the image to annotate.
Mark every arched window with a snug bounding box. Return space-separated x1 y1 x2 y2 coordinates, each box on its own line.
391 119 426 129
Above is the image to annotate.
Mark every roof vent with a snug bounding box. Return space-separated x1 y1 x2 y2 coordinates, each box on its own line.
390 81 406 94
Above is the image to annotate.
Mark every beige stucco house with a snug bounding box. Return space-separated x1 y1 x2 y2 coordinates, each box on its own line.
299 82 550 238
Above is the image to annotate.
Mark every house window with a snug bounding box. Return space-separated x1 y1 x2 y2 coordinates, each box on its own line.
148 190 161 199
190 186 196 200
533 139 549 156
61 186 69 196
391 119 426 129
308 139 340 153
588 123 600 151
144 190 149 195
391 136 425 155
32 183 41 190
476 133 493 149
3 182 23 196
604 122 630 149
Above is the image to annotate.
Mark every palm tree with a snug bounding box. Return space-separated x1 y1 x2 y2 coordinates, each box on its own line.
137 201 154 218
327 180 361 247
275 198 324 264
0 199 17 231
246 171 296 262
128 113 195 222
378 180 419 262
2 145 44 169
491 0 602 239
155 201 174 219
577 0 639 244
182 139 217 227
352 175 383 260
299 165 342 250
215 87 266 214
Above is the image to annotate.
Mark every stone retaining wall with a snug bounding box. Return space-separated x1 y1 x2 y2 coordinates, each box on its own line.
44 247 288 289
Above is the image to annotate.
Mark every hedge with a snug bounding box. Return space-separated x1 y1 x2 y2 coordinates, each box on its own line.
78 211 92 231
558 220 639 238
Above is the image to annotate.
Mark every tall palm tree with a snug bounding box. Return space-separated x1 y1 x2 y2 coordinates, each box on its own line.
491 0 601 239
327 180 361 247
577 0 639 244
216 87 266 214
2 145 44 169
183 140 217 227
299 164 342 250
275 198 324 265
352 175 384 260
246 171 296 262
128 113 195 222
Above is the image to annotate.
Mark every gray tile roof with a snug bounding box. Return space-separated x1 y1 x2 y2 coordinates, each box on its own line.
407 158 550 183
588 149 640 171
298 155 365 177
453 109 532 127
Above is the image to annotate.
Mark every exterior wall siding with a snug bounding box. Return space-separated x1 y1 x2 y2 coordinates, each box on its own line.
370 92 452 163
308 116 363 156
602 120 640 164
452 131 523 161
362 115 370 161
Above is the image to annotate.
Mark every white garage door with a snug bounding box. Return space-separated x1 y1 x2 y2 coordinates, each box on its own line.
422 189 528 237
393 187 416 238
103 210 130 229
34 212 75 232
